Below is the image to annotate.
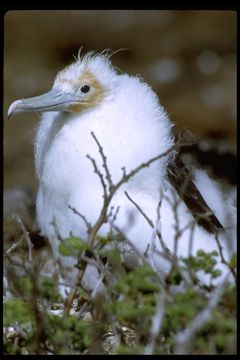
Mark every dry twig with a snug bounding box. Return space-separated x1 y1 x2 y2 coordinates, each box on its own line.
14 213 33 262
174 273 230 354
144 289 166 354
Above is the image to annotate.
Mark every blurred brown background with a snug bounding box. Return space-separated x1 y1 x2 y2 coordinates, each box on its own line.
4 10 236 191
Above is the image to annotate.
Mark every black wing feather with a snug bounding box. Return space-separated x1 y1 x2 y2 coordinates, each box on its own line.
166 154 224 234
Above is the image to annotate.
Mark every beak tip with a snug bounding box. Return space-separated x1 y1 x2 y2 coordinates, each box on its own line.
7 100 21 119
7 109 12 120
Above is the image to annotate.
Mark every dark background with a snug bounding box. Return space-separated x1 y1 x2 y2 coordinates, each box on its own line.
4 10 236 191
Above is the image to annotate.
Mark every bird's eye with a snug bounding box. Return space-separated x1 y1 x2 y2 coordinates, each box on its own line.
80 85 90 93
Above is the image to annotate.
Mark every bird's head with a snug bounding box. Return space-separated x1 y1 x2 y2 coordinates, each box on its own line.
8 50 119 118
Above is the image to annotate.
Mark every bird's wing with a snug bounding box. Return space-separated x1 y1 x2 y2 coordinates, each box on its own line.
166 154 224 234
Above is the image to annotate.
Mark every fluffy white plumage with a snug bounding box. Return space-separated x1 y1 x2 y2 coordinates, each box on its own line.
8 51 236 294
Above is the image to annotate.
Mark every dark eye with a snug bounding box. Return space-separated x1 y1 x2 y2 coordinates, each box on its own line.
80 85 90 93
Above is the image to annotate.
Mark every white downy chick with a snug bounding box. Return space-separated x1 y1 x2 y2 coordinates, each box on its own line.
8 50 236 295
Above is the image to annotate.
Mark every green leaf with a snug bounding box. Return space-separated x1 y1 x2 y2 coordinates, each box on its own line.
40 277 62 302
96 235 110 245
211 269 222 279
229 253 237 269
196 249 205 256
4 298 34 326
59 237 87 256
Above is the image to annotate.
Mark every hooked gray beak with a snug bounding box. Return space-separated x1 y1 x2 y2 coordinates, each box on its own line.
8 88 81 119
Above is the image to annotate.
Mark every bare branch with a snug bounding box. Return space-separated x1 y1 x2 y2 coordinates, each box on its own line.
168 189 181 257
214 234 236 281
85 133 179 251
144 289 166 355
174 274 230 354
149 189 176 271
116 144 176 190
87 199 111 249
91 271 106 299
64 136 184 312
125 191 175 264
13 213 33 262
121 166 126 177
51 216 63 241
86 154 107 199
68 204 92 234
4 235 25 258
125 190 154 228
90 131 113 191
